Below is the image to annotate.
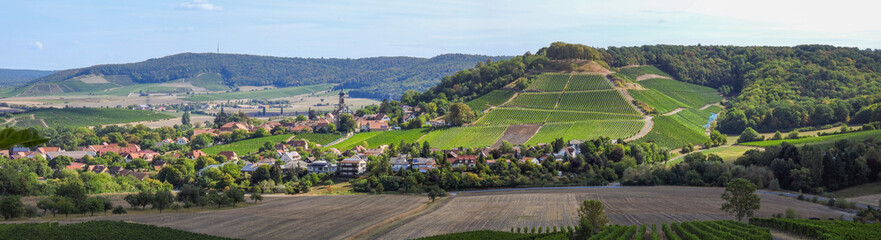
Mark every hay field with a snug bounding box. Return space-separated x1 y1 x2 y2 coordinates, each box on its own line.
378 186 848 239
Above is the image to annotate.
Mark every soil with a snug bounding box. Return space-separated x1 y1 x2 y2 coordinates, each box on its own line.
492 124 542 147
636 74 672 81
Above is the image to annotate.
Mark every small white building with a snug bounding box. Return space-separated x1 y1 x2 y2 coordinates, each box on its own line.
307 160 338 174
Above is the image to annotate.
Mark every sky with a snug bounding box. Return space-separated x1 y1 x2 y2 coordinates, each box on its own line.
2 0 881 70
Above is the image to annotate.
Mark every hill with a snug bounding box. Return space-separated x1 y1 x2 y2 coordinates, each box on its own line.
18 53 511 99
0 68 55 86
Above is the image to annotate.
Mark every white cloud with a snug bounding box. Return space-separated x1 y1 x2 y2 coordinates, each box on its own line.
177 0 223 11
28 41 43 50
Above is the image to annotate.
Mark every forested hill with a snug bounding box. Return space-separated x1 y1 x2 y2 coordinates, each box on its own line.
0 68 55 86
27 53 510 98
416 42 881 133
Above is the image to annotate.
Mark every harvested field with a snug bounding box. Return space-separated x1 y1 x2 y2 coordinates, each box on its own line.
60 195 426 240
492 124 541 147
378 186 848 239
635 73 671 81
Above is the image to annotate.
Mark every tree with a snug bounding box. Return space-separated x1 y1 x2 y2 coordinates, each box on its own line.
445 102 474 126
771 131 783 140
427 186 448 202
737 127 763 143
224 188 245 206
37 198 55 216
786 130 800 139
49 155 74 169
182 111 191 125
84 197 104 216
0 196 24 220
721 178 761 221
99 196 113 215
575 200 608 238
54 198 75 218
152 190 175 213
250 192 263 203
709 130 727 147
338 113 357 133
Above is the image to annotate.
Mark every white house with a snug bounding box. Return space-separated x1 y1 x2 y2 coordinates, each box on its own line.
307 160 338 174
390 157 410 172
175 137 189 145
277 151 301 163
340 157 367 176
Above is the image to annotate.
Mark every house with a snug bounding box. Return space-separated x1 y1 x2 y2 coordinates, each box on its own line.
11 147 29 155
307 160 337 174
364 147 386 156
427 120 446 127
67 162 87 171
87 165 107 174
281 159 308 172
187 150 207 159
553 147 580 159
218 151 239 161
193 128 221 137
390 157 410 171
46 151 97 162
107 166 124 175
288 140 309 150
123 150 160 162
412 158 436 173
447 155 478 168
403 113 417 122
359 120 389 132
176 137 189 145
0 150 8 158
339 157 367 176
155 139 175 147
289 125 313 132
375 113 391 121
519 157 540 165
241 162 272 173
36 147 60 154
219 122 251 131
88 143 141 156
277 151 301 162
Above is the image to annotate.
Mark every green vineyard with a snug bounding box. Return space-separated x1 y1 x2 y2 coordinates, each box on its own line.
750 218 881 240
422 125 507 149
666 220 772 240
526 120 644 145
546 110 642 123
566 74 613 91
637 113 710 149
628 89 689 114
557 90 639 115
475 108 551 125
466 90 516 112
505 92 561 110
618 66 672 79
638 78 722 108
330 128 429 150
527 73 570 92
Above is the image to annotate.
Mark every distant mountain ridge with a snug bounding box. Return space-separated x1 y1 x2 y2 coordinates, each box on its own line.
0 68 55 86
25 53 512 98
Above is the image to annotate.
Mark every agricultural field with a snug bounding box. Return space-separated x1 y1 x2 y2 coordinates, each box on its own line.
628 89 689 114
617 66 671 80
291 133 342 146
466 90 516 112
751 218 881 240
638 78 722 108
188 73 230 91
201 134 295 155
526 73 569 92
63 195 427 240
565 74 612 91
330 128 429 150
504 92 560 110
526 120 644 145
0 221 232 240
739 129 881 147
546 111 642 122
637 114 710 149
556 90 639 115
13 108 172 128
379 186 845 239
666 145 760 166
668 109 715 133
422 125 507 149
182 83 333 102
494 124 542 146
475 108 551 125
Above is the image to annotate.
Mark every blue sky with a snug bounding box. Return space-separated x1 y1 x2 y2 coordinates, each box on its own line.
2 0 880 70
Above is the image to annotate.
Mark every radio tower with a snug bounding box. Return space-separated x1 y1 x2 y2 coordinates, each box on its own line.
216 42 220 53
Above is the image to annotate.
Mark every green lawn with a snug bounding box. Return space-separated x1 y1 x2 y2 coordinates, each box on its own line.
329 128 430 150
422 126 507 149
0 221 232 240
202 134 295 155
739 129 881 147
183 84 333 101
14 108 172 128
666 145 759 166
189 73 230 91
466 90 516 112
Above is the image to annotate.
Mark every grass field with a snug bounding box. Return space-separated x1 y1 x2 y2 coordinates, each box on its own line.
14 108 172 128
330 128 430 150
201 134 294 155
526 120 644 145
556 90 639 115
666 145 759 166
526 73 569 92
190 73 230 91
182 83 332 101
834 181 881 198
628 89 689 114
466 90 516 112
638 78 722 108
739 129 881 147
638 114 710 149
618 66 671 79
565 74 612 91
291 133 342 146
422 125 507 149
0 221 231 240
504 93 560 110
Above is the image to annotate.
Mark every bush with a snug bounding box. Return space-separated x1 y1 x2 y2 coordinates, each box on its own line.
112 206 127 214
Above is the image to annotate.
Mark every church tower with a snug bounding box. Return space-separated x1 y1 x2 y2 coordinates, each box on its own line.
333 86 349 116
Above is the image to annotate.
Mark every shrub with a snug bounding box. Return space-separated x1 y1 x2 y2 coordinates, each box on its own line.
112 206 127 214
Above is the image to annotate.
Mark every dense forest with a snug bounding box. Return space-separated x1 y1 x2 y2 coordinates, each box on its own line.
25 53 510 99
0 68 54 86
